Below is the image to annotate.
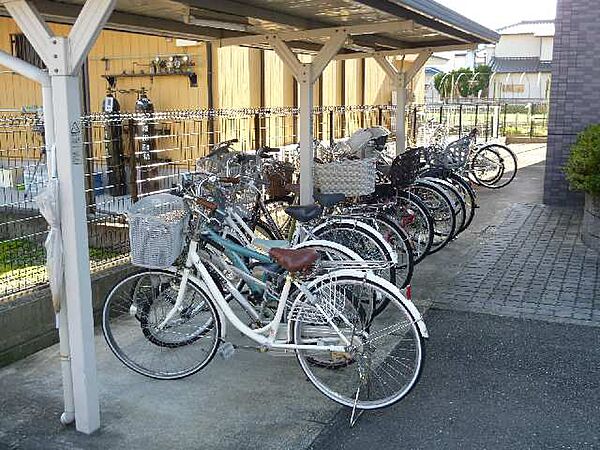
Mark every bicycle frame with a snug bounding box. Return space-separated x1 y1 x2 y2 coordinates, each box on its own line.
157 229 352 352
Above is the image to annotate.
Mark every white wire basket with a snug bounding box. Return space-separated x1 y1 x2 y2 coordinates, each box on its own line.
314 158 376 196
128 193 188 269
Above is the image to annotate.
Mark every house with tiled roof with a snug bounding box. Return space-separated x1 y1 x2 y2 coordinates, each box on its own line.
488 20 554 101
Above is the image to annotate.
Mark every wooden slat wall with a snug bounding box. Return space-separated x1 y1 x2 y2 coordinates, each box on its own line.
0 16 426 160
0 18 43 111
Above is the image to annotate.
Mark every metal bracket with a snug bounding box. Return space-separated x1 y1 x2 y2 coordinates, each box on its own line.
270 31 348 84
48 36 69 76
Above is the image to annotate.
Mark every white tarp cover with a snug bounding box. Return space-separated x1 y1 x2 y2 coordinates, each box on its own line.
36 177 63 313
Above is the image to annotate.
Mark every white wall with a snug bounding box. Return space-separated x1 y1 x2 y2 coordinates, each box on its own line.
490 72 551 100
540 37 554 61
451 53 467 70
424 72 441 103
495 35 542 58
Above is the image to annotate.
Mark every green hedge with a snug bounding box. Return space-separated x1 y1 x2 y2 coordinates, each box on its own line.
565 124 600 196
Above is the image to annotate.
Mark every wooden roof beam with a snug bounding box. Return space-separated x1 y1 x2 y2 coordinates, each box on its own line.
219 20 413 47
333 42 475 60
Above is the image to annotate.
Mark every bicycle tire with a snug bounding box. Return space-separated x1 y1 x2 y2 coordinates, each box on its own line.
311 220 397 311
393 191 434 263
374 212 414 291
102 269 221 380
405 182 456 254
292 272 425 410
472 143 518 189
418 169 477 234
420 177 467 237
445 173 477 232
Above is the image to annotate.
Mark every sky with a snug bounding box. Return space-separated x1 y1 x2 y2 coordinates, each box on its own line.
436 0 557 30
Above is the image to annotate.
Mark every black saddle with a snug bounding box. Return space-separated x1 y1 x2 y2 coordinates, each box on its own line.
285 204 322 223
315 193 346 208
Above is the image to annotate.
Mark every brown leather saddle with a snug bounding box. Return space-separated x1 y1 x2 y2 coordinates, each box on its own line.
268 247 319 273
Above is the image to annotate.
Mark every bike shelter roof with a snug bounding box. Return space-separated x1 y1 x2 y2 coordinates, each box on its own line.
1 0 499 57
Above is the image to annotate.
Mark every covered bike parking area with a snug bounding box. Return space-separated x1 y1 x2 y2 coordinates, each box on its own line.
0 0 497 434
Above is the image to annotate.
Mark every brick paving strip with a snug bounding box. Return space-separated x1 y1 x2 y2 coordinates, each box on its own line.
434 203 600 327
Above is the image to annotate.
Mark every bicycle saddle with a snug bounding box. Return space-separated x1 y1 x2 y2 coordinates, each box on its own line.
269 247 319 272
284 205 322 222
315 193 346 208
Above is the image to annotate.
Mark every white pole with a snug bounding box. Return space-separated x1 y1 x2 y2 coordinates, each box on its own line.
395 72 406 155
3 0 116 434
269 33 346 205
51 74 100 434
0 48 75 424
42 83 76 426
298 64 314 205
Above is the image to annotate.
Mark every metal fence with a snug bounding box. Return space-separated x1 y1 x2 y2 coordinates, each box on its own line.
0 100 546 299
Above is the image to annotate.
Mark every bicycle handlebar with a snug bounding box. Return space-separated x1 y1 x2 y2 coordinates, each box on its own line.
257 146 280 158
207 138 240 157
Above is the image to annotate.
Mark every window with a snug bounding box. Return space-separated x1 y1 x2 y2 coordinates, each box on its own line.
11 33 45 69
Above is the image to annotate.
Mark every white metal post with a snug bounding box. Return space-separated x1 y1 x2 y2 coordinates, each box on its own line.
0 47 74 426
374 55 406 155
375 51 431 155
41 83 77 427
269 31 347 204
51 73 100 434
395 72 407 154
297 64 314 204
3 0 116 434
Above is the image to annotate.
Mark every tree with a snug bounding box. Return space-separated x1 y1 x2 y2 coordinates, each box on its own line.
471 65 492 98
434 65 492 100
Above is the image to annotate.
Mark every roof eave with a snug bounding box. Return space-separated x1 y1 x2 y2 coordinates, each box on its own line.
386 0 500 43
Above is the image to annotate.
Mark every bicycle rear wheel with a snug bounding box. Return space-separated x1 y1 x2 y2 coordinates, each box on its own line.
405 183 456 254
311 221 397 288
102 270 221 380
446 173 477 232
292 273 424 410
393 192 434 263
374 212 414 291
421 177 467 237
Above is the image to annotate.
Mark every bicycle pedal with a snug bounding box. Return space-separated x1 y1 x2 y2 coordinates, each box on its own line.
218 342 236 360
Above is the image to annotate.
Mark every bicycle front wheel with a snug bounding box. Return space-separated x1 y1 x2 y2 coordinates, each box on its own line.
374 213 414 291
471 144 518 189
102 270 221 380
292 273 425 410
394 192 434 263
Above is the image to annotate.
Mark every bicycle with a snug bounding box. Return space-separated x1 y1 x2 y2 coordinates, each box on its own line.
102 191 427 416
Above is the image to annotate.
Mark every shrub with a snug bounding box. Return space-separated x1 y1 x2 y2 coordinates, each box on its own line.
565 124 600 197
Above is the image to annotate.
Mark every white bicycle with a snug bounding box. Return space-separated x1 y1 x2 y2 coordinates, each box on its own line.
102 194 428 412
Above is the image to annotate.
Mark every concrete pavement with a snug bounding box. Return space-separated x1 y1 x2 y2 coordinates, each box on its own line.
310 308 600 449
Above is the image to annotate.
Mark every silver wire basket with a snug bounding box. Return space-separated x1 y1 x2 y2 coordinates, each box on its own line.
128 193 188 269
314 158 376 196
